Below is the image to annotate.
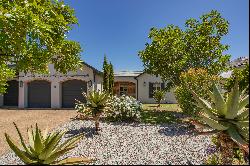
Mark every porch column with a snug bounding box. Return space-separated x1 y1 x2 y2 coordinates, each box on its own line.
51 81 60 109
19 81 28 108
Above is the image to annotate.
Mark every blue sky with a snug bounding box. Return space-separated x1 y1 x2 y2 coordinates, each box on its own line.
64 0 249 71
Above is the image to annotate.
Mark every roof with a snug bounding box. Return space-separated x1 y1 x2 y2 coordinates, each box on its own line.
114 71 143 77
230 57 249 68
82 61 102 75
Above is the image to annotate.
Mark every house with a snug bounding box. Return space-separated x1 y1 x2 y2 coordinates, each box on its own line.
0 62 103 108
113 71 176 103
0 63 177 109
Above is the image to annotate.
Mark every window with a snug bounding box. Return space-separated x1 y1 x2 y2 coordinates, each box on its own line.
149 82 164 98
153 83 161 91
120 85 128 96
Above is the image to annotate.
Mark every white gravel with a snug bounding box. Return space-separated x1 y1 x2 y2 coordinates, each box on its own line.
0 120 212 165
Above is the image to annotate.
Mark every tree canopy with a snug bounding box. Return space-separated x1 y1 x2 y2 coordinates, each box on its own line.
102 55 114 94
138 10 231 88
0 0 82 93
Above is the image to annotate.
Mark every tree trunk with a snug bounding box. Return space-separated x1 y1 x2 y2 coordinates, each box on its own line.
218 132 237 165
94 114 101 133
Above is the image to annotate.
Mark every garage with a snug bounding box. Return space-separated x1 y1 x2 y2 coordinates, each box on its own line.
28 80 51 108
62 80 87 108
4 80 19 106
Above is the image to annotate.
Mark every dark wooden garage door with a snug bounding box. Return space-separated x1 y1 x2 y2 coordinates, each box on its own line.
62 80 87 108
28 80 51 108
4 80 19 106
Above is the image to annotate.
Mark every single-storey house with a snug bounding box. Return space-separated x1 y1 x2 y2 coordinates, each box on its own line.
0 62 177 109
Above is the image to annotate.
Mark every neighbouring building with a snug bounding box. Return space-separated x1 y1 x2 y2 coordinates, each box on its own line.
0 63 177 109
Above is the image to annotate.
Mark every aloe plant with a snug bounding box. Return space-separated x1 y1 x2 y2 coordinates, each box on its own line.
153 90 166 107
76 91 110 132
5 122 92 165
191 82 249 165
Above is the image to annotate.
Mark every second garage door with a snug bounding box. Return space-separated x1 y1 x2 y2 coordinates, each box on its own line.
62 80 87 108
28 80 51 108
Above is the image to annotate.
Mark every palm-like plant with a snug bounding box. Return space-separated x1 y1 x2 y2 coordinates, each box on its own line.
5 122 92 165
190 82 249 165
153 90 166 107
77 91 110 132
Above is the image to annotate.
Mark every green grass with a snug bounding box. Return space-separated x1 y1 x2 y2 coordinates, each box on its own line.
141 104 183 124
142 104 182 112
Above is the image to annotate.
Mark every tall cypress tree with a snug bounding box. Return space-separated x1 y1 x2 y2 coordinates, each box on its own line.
108 62 114 94
102 55 109 92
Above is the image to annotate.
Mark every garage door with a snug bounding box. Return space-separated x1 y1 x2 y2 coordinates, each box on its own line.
28 80 51 108
4 80 19 106
62 80 87 108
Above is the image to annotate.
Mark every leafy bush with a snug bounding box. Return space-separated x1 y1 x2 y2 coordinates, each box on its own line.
174 68 219 116
106 95 142 122
153 90 166 107
5 122 92 165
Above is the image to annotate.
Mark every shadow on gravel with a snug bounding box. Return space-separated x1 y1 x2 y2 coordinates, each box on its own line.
158 123 194 137
65 126 96 138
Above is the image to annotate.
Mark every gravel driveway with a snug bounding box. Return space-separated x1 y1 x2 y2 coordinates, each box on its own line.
0 109 77 156
0 120 213 165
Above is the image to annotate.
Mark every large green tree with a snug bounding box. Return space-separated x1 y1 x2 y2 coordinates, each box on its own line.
102 55 109 92
138 10 230 88
0 0 82 93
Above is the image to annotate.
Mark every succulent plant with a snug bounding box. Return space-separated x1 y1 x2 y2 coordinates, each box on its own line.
5 122 92 165
76 91 110 132
191 81 249 165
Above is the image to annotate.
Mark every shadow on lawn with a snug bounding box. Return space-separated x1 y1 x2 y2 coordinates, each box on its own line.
140 110 188 124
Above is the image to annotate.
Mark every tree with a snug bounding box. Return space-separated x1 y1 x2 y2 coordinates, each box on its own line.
153 89 165 107
138 10 230 88
108 62 114 94
102 55 109 92
0 0 82 94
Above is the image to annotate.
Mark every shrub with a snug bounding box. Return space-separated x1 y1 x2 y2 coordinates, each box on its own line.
5 122 92 165
174 68 219 116
153 90 166 107
106 95 142 122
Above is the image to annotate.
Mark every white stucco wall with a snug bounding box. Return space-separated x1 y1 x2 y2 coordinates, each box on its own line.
136 73 177 104
95 74 103 92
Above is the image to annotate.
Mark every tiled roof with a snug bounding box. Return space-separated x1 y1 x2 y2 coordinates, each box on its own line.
114 71 143 77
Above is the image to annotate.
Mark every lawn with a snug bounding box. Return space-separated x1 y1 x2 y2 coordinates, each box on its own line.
141 104 186 124
0 109 77 156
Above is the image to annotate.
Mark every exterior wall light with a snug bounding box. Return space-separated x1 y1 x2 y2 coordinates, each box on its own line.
143 81 146 86
88 80 92 88
19 81 23 87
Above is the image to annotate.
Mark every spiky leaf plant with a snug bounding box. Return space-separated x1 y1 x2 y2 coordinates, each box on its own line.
76 91 110 132
191 82 249 165
153 90 166 107
5 123 92 165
